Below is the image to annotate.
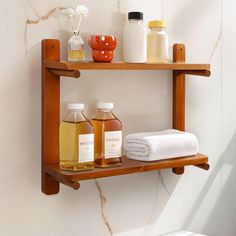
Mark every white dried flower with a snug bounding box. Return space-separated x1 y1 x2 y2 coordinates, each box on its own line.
61 5 89 32
75 5 89 17
61 8 75 18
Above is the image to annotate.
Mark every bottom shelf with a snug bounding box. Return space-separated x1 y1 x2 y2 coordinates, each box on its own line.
44 153 209 190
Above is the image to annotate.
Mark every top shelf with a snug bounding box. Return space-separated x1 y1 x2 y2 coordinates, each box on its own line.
44 60 210 72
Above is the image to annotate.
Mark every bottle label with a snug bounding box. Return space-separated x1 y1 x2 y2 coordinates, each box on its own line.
78 134 94 163
105 131 122 159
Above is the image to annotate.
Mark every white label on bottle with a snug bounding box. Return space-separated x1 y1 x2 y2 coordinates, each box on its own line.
78 134 94 163
105 131 122 159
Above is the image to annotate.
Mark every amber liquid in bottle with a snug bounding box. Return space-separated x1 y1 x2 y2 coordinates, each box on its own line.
91 107 122 168
60 105 94 171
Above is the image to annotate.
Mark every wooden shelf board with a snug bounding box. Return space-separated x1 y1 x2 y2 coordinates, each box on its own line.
44 61 210 71
44 154 208 184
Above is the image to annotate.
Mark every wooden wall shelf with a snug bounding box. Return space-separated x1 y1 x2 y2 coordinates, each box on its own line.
41 39 210 195
44 60 210 71
44 154 209 190
44 60 211 78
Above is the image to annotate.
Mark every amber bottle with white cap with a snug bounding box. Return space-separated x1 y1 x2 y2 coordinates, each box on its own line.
60 103 94 171
91 102 122 168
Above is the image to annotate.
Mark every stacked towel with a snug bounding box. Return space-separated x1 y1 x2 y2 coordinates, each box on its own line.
124 129 199 161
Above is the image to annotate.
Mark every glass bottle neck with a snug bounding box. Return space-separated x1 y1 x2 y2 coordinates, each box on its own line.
64 110 87 122
149 27 166 32
128 19 143 23
72 31 81 38
93 109 116 120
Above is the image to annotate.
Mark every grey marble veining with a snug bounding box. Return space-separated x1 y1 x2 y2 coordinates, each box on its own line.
95 179 113 236
22 0 64 50
209 32 222 62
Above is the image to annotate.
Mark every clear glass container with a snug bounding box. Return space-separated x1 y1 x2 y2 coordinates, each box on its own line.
147 20 169 63
91 103 122 168
68 31 85 62
60 103 94 171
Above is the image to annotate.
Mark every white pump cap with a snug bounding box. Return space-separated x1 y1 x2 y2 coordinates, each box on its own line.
67 103 84 110
97 102 114 110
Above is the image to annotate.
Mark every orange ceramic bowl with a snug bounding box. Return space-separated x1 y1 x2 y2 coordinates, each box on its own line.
88 35 117 62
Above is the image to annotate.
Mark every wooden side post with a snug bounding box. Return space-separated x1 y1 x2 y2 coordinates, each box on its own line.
173 44 186 131
42 39 60 195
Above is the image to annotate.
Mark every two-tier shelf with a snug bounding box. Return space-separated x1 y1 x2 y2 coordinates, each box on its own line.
41 39 211 195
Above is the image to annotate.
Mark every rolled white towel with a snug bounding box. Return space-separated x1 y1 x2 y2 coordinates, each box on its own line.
124 129 199 161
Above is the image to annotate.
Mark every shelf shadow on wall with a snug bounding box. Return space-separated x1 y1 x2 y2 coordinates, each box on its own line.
182 132 236 235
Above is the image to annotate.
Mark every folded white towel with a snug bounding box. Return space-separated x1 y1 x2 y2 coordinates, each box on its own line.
161 231 207 236
124 129 199 161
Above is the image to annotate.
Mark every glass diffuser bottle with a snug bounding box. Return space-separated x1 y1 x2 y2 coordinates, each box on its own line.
68 31 85 61
61 4 89 62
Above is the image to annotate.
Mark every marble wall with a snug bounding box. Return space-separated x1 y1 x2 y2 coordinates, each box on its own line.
0 0 234 235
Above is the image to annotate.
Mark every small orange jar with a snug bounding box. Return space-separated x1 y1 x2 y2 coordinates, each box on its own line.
88 35 117 62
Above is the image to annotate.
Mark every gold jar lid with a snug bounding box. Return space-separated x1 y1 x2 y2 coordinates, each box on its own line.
148 20 166 28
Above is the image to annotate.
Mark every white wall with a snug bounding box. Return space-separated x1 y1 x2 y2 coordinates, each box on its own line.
0 0 234 235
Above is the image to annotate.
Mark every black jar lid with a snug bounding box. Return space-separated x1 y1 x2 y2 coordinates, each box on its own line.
128 12 143 20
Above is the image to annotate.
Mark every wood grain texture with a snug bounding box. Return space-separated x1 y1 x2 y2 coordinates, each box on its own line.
173 44 186 131
43 60 210 72
44 154 208 187
42 39 60 195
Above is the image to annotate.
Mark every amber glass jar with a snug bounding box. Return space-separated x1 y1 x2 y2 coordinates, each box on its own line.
91 102 122 168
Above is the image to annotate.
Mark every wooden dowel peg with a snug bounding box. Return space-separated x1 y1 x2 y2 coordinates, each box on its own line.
194 163 210 171
172 166 185 175
181 70 211 77
59 179 80 190
49 69 81 78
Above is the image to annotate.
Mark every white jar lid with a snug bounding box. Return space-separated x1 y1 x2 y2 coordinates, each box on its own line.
97 102 114 110
67 103 84 110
